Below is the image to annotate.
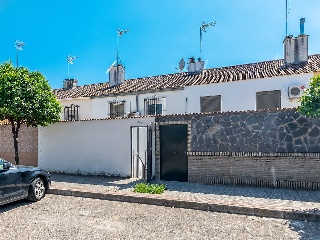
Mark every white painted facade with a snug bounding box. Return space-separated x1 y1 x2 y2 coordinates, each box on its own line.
59 97 92 120
91 89 185 119
184 73 313 113
59 72 314 120
38 117 155 176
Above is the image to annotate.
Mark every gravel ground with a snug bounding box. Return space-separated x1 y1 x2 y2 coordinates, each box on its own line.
0 195 319 240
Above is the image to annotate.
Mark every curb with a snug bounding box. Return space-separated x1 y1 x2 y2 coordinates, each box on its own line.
47 188 320 222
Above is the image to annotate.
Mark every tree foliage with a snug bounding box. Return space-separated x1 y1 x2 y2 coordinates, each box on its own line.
298 76 320 117
0 62 61 164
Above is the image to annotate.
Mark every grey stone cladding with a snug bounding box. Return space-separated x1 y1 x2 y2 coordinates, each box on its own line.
190 109 320 153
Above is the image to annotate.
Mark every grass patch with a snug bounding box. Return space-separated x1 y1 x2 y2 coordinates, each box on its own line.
133 182 166 194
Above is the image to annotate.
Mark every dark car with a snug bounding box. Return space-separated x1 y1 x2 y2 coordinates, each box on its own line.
0 158 51 206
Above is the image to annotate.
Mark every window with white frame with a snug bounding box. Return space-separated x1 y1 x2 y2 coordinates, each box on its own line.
64 104 80 121
108 100 125 118
144 96 166 116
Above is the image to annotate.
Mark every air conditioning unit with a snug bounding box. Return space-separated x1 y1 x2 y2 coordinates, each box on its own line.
288 85 305 99
127 112 140 117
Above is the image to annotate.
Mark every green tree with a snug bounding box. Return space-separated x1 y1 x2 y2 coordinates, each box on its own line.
0 62 61 165
298 76 320 117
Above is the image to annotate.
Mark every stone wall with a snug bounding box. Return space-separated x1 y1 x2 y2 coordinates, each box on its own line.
0 124 38 166
155 109 320 190
191 109 320 153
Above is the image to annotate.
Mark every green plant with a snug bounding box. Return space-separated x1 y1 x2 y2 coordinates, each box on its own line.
133 182 166 194
0 62 61 165
298 76 320 117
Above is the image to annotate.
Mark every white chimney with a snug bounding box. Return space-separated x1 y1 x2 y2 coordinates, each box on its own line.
188 57 204 74
109 64 125 86
284 18 308 65
63 79 78 90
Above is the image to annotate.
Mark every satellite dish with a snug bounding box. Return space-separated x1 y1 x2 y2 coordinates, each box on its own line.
178 58 185 72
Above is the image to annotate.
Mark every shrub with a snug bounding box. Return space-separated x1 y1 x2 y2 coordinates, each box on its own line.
133 182 166 194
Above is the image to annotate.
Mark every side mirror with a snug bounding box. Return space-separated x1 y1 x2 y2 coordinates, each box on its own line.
2 162 11 170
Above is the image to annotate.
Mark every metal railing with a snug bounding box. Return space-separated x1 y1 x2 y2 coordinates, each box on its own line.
64 104 79 121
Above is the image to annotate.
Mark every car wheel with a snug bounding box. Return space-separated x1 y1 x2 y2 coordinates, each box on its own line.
27 177 46 201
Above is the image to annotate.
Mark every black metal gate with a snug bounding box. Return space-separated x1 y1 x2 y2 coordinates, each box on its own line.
160 124 188 182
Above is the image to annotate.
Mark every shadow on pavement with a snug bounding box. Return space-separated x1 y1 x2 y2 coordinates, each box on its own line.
153 180 320 204
0 200 32 214
50 172 141 191
50 173 320 204
288 219 320 240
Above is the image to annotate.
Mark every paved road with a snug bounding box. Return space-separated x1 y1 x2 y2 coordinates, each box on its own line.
1 195 319 240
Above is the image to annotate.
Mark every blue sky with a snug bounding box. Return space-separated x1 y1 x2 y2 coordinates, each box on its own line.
1 0 320 89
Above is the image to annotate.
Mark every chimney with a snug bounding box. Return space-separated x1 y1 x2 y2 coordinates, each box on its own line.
284 18 308 65
188 57 204 74
300 18 305 35
109 64 125 87
63 79 78 90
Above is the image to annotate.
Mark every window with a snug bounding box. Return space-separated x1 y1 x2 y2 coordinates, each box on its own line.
0 158 3 170
109 101 125 118
144 97 165 116
256 90 281 110
200 95 221 113
64 104 79 121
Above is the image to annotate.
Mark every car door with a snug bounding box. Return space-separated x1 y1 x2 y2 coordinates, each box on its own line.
0 170 6 204
0 161 23 204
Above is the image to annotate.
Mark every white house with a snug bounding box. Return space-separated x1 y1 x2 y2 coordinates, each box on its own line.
38 22 320 178
54 32 320 121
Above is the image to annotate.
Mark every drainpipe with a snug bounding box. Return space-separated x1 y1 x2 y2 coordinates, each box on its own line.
136 94 139 113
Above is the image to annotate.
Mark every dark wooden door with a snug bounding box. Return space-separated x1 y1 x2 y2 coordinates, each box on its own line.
160 124 188 182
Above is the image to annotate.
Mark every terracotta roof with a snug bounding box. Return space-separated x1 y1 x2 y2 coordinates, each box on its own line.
54 54 320 99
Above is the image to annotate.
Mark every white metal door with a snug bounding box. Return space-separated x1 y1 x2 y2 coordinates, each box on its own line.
131 127 148 179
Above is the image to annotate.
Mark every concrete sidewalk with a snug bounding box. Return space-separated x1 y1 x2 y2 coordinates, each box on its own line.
48 173 320 222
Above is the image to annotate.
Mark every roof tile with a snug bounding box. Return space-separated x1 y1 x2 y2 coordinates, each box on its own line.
54 55 320 99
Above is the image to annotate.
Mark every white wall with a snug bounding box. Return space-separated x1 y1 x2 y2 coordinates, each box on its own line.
184 73 313 113
91 89 185 119
38 117 155 176
92 95 136 119
59 98 92 120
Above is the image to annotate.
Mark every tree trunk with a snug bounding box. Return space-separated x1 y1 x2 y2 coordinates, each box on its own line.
11 120 20 165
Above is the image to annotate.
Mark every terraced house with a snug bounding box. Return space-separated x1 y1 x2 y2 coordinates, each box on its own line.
54 33 320 120
36 25 320 190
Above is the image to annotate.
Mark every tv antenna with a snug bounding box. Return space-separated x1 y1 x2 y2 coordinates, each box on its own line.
14 40 26 67
67 55 78 80
286 0 292 36
116 27 129 65
200 20 216 60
